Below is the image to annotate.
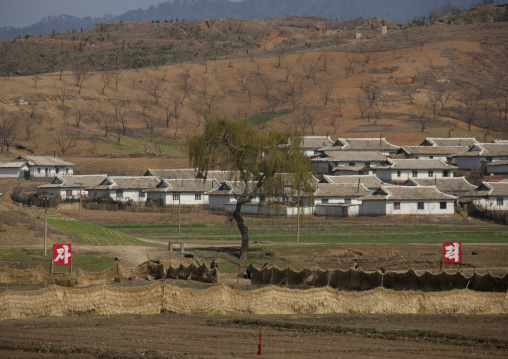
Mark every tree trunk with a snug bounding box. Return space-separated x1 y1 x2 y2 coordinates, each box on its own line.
233 202 249 260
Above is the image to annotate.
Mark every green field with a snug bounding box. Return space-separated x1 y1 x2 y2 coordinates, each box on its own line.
106 218 508 244
49 219 154 246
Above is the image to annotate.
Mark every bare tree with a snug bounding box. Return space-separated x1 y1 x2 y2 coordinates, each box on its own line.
415 103 431 132
52 124 80 156
72 63 88 94
54 82 69 107
73 105 88 128
147 74 167 104
458 90 479 131
320 52 331 72
199 77 219 114
356 98 368 119
275 50 285 69
100 71 112 95
360 78 380 108
112 96 130 134
259 74 273 99
402 83 418 105
434 84 452 111
178 67 192 104
236 66 249 92
320 83 334 107
163 95 181 128
345 53 356 77
447 121 457 138
0 109 19 154
22 114 34 140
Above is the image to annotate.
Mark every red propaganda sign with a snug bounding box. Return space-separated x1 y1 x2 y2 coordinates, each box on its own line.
53 244 72 265
443 242 461 263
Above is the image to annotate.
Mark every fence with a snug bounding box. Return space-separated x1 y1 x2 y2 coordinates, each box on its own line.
0 284 506 321
0 262 217 287
251 266 508 292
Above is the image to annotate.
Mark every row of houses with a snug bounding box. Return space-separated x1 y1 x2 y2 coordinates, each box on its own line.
2 137 508 217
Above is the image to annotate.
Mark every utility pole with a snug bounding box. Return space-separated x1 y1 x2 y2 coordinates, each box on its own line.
178 193 181 234
77 183 83 221
43 196 48 256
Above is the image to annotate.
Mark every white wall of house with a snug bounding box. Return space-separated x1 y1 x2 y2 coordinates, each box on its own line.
147 192 208 205
315 204 360 217
91 189 147 202
360 199 455 216
30 166 73 178
333 168 375 176
314 196 362 205
473 197 508 211
412 155 448 161
376 168 453 182
224 203 313 216
40 188 87 199
0 165 28 178
332 160 383 167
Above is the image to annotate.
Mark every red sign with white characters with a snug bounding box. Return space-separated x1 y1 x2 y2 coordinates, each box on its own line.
443 242 461 263
53 244 72 265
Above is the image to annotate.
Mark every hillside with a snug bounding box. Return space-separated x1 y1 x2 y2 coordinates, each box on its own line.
0 14 507 175
0 0 483 41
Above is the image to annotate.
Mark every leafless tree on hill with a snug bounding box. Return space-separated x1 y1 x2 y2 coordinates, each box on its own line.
54 82 69 107
21 113 34 141
480 100 495 142
73 105 89 129
320 83 334 107
345 53 356 78
447 121 457 138
101 111 113 137
259 75 273 99
147 73 167 105
27 98 40 120
178 68 192 104
72 64 88 95
434 83 452 111
198 77 219 114
112 96 130 134
236 66 249 92
0 110 19 154
163 95 181 129
360 78 380 108
457 90 479 131
100 71 112 95
52 124 80 156
416 103 431 132
275 50 285 69
319 52 331 72
357 98 368 119
402 83 418 105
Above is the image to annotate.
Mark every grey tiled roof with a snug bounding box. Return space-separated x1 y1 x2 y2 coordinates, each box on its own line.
454 143 508 158
404 177 476 193
360 185 457 201
397 146 467 156
91 176 159 190
0 161 26 168
322 175 383 189
38 175 107 189
384 158 457 170
419 138 479 147
487 160 508 166
332 138 400 151
315 183 371 197
207 181 261 196
320 150 387 162
144 169 198 180
301 136 334 149
470 182 508 197
15 155 74 166
147 178 220 193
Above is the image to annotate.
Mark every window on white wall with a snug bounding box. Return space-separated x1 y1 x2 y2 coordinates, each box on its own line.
195 193 202 200
412 170 418 177
497 197 504 206
66 190 72 197
417 202 424 210
393 202 400 210
428 171 434 177
173 193 180 201
345 198 351 204
440 202 447 209
322 198 329 204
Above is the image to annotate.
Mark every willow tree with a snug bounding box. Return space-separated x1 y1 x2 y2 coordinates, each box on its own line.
189 116 315 260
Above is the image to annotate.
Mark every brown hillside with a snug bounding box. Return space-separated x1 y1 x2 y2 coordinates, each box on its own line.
0 16 507 175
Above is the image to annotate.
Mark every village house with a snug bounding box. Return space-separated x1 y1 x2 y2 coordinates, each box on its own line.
310 150 386 174
313 183 371 217
465 182 508 211
0 155 74 179
486 160 508 174
418 137 479 147
38 174 107 199
375 158 457 182
320 174 384 190
322 137 400 156
143 168 198 180
403 176 476 197
0 161 29 178
88 176 159 202
394 146 467 163
207 181 262 212
453 143 508 170
300 136 334 157
359 185 457 216
144 178 220 205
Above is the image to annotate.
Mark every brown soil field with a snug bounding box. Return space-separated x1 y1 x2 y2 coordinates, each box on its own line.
0 313 506 358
